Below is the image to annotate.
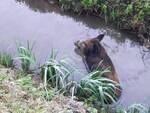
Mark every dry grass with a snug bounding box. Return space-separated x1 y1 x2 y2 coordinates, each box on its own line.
0 67 86 113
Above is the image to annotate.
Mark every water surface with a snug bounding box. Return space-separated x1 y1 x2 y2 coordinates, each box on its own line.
0 0 150 107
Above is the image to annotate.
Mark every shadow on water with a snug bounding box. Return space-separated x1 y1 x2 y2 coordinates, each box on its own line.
15 0 135 44
0 0 150 107
16 0 60 13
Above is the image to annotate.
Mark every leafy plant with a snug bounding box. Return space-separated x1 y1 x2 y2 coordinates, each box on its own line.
125 4 133 15
81 0 97 8
78 68 121 106
41 49 75 94
15 41 36 73
127 104 148 113
0 52 13 68
59 0 83 13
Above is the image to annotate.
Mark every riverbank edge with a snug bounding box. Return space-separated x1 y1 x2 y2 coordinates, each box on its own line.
0 66 149 112
0 66 90 113
54 0 150 48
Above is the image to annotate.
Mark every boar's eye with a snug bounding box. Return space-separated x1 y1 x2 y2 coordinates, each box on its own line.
92 42 100 54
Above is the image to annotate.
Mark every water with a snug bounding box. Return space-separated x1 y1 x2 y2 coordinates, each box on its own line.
0 0 150 107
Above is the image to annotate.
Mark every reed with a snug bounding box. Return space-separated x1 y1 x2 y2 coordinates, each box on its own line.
78 68 120 106
0 52 13 68
15 41 36 73
41 49 75 95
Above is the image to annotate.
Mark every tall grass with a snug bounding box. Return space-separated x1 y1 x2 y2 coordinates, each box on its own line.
41 50 122 105
15 41 36 73
41 49 75 95
115 104 148 113
93 103 149 113
77 68 121 106
0 52 13 68
127 104 148 113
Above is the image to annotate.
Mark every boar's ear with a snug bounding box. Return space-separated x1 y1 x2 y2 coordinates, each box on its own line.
96 34 105 41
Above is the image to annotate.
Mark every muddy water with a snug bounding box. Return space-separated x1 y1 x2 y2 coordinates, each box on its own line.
0 0 150 107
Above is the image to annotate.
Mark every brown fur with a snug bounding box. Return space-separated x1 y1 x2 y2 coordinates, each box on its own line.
74 34 121 98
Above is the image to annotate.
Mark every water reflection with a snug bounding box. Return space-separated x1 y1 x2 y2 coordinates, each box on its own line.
16 0 59 13
15 0 134 45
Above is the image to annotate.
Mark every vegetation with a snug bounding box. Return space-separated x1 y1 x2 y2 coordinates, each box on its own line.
0 52 13 68
41 49 77 99
59 0 150 46
39 51 81 102
40 50 121 106
78 69 120 106
0 67 149 112
15 41 36 73
0 68 86 112
0 41 149 112
116 104 149 113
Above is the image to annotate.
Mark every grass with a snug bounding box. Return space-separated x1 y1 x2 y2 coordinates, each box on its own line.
17 75 55 101
15 41 36 73
41 49 76 96
0 41 149 112
40 49 122 106
115 104 148 113
127 104 148 113
0 46 122 109
77 69 121 106
0 67 86 113
0 52 13 68
87 103 149 113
